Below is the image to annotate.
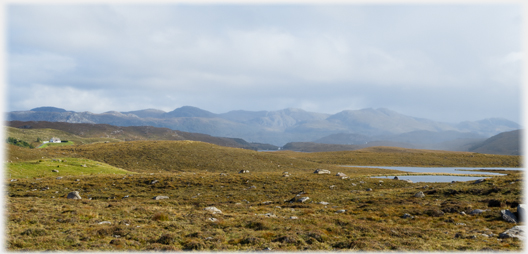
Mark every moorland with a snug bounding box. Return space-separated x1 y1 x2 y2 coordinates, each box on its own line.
4 124 524 251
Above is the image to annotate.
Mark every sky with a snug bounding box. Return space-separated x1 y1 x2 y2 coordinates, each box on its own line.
4 2 524 124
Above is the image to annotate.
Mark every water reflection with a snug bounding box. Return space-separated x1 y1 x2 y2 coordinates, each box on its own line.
344 166 521 183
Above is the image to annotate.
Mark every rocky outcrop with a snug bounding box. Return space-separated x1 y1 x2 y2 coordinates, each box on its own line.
499 226 525 240
501 210 518 223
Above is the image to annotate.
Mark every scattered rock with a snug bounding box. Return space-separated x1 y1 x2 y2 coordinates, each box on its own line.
314 169 331 174
220 173 227 176
318 201 330 205
351 183 356 186
297 197 310 203
401 179 413 183
99 221 112 225
518 204 525 223
204 206 222 214
468 209 487 215
52 169 59 173
414 191 425 198
150 180 159 184
262 201 273 205
239 170 249 174
335 209 346 213
329 185 336 189
455 223 466 226
473 179 486 184
153 196 169 200
459 211 467 216
66 191 82 199
336 172 347 177
501 209 518 223
366 188 373 192
258 213 277 218
208 218 218 222
499 226 525 240
81 164 87 167
393 176 399 180
402 213 414 219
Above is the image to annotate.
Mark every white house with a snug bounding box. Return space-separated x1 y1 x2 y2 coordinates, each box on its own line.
50 137 61 143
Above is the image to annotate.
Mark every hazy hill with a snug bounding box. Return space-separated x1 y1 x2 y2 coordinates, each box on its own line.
8 106 520 147
123 108 166 118
468 129 522 155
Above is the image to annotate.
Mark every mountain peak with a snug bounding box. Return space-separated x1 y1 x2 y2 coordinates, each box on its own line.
164 106 216 118
30 106 69 112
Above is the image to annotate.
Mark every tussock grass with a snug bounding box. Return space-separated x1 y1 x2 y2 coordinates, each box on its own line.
6 157 133 179
5 140 523 251
276 146 521 167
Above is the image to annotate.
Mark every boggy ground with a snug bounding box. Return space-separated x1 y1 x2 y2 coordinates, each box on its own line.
5 141 524 251
6 170 523 251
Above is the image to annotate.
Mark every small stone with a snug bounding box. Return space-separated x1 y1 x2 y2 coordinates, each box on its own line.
473 179 486 184
469 209 487 215
208 218 218 222
52 169 59 173
336 172 347 177
204 206 222 214
66 191 82 199
393 176 399 180
151 180 159 184
460 211 467 216
239 170 249 174
402 213 414 219
153 196 169 200
297 197 310 203
289 216 298 220
262 201 273 205
518 204 525 223
319 201 330 205
414 191 425 198
366 188 373 191
314 169 331 174
335 209 346 213
99 221 112 225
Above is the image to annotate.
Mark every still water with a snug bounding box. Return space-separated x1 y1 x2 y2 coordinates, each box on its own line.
344 166 521 183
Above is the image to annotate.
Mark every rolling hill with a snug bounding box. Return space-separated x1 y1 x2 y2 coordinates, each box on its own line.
7 106 520 147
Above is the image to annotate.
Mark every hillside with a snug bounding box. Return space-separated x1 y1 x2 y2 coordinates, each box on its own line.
278 146 522 167
469 129 522 155
7 121 278 151
7 106 520 146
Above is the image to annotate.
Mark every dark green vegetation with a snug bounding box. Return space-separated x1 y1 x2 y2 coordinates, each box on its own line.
5 138 523 251
6 137 34 149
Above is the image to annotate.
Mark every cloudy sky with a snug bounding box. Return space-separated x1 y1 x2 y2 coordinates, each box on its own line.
5 3 523 123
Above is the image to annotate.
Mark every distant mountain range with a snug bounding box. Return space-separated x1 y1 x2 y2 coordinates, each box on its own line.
7 106 521 149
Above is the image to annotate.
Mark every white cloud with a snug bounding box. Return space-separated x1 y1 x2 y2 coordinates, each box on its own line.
5 4 523 123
